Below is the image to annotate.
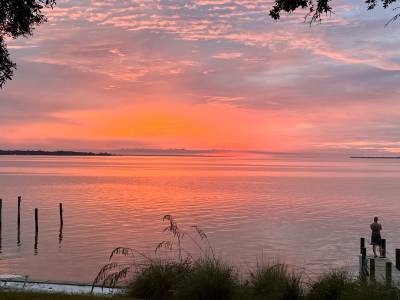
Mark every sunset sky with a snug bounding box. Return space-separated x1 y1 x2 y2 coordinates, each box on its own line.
2 0 400 154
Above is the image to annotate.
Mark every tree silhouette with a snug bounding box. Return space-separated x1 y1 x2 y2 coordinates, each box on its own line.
0 0 55 88
270 0 400 24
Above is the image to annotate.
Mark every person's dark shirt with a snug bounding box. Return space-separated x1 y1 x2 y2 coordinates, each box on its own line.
370 222 382 235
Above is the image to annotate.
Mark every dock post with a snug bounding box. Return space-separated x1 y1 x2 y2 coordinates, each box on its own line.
59 203 63 226
386 261 392 286
381 239 386 258
360 238 365 254
35 208 38 233
17 196 21 246
370 258 375 282
360 247 367 280
17 226 21 246
17 196 21 226
0 198 2 250
396 249 400 270
361 247 366 258
58 226 63 244
34 208 38 254
34 231 38 255
59 203 63 244
361 246 366 255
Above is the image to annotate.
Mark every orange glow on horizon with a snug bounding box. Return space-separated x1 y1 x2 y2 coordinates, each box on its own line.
1 100 310 151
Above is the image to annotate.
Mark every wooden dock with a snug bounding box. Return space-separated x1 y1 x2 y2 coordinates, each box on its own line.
359 237 400 286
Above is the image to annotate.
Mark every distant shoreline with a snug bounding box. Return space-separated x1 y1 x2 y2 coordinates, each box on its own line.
351 156 400 159
0 150 228 157
0 150 113 156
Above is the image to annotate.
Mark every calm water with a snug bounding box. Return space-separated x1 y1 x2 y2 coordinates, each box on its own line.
0 155 399 283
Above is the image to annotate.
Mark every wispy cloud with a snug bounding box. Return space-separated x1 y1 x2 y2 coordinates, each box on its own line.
212 52 243 59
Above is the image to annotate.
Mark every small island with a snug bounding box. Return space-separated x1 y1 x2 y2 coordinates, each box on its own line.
0 150 113 156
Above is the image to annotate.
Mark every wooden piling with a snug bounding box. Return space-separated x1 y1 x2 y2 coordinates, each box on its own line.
34 208 38 254
381 239 386 258
17 226 21 246
370 257 375 282
360 247 367 279
0 198 2 227
35 208 38 233
17 197 21 246
361 247 366 257
59 225 63 244
396 249 400 270
360 237 365 254
386 261 392 286
17 196 21 226
0 198 2 250
59 203 63 244
59 203 63 226
34 231 38 255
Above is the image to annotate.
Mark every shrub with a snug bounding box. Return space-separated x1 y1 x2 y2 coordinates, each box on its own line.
342 281 400 300
175 258 239 300
307 270 354 300
93 215 216 292
248 262 303 300
128 260 190 300
233 283 253 300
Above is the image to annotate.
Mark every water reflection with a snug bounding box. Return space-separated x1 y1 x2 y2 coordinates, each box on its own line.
1 156 400 283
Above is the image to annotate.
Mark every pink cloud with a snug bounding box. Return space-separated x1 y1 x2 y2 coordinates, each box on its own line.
212 52 243 59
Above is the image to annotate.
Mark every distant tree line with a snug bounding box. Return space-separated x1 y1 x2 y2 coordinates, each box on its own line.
0 150 112 156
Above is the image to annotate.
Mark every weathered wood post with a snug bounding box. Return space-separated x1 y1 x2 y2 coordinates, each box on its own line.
381 238 386 258
59 203 63 244
17 227 21 246
17 196 21 226
34 232 38 255
0 198 2 228
0 198 2 250
361 247 367 257
396 249 400 270
34 208 38 254
370 257 375 282
360 246 367 280
58 227 63 243
360 238 365 254
386 261 392 286
35 208 38 233
59 203 63 226
17 197 21 246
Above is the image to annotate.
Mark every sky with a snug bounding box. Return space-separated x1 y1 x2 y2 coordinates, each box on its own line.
1 0 400 154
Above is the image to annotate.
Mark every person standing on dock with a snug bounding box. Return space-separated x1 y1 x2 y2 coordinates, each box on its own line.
370 216 383 257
